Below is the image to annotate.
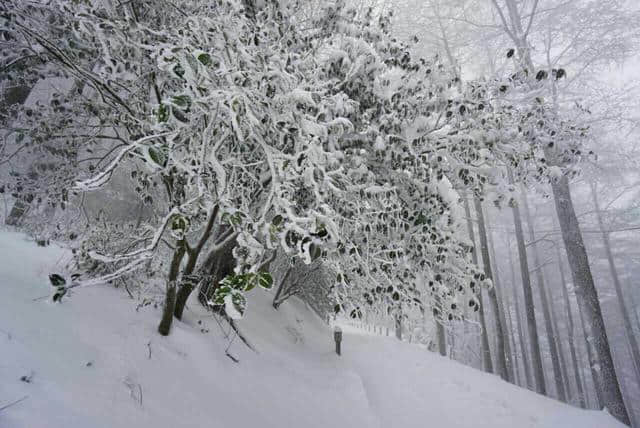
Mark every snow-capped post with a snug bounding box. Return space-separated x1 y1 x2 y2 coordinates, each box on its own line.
334 326 342 356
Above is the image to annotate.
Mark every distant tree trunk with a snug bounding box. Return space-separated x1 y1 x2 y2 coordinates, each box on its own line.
507 234 533 389
546 270 572 401
506 305 521 385
485 1 628 416
500 260 521 385
580 356 593 408
508 173 546 394
557 247 586 408
485 209 515 383
551 175 629 424
590 181 640 385
475 199 508 380
521 191 567 401
463 195 492 373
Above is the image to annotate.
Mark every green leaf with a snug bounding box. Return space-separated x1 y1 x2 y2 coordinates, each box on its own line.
157 104 169 123
213 285 232 305
171 95 191 109
148 146 167 167
171 214 189 233
243 273 257 292
257 272 273 290
173 63 185 78
197 52 212 66
228 292 246 318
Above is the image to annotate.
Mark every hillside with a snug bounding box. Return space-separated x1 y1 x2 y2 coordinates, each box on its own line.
0 230 624 428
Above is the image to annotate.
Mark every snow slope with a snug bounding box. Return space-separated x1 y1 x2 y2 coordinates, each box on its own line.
0 230 624 428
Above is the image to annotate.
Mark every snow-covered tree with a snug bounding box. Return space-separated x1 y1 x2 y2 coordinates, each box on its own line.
1 0 575 345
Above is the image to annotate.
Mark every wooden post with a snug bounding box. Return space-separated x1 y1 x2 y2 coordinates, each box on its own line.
334 327 342 356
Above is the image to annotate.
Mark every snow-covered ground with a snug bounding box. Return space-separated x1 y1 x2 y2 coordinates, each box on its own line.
0 230 624 428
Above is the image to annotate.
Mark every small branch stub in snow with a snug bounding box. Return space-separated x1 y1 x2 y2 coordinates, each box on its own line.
334 326 342 356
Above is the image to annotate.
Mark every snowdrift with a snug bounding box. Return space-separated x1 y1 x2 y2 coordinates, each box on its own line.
0 230 624 428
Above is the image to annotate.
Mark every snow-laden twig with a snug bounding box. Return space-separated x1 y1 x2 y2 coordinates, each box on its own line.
87 206 180 264
74 132 173 191
0 396 28 412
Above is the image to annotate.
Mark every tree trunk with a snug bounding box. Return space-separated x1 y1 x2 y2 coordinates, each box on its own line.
395 310 402 340
484 1 627 416
437 319 447 357
506 303 521 386
174 207 221 320
557 246 586 408
521 191 567 401
508 175 546 394
158 240 187 335
508 234 533 389
484 206 515 382
590 182 640 385
577 296 604 409
463 195 492 373
551 175 629 424
546 270 573 401
548 272 573 401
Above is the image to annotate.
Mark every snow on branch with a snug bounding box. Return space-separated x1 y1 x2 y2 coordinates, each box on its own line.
74 132 174 192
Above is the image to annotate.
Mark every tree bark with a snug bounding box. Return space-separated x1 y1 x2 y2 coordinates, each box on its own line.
463 195 492 373
576 295 604 409
521 191 567 401
557 246 587 408
174 206 220 320
551 175 629 424
158 240 187 335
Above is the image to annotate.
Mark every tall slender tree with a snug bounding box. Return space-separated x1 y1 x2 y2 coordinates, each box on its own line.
488 0 632 420
557 245 587 408
486 208 516 383
545 263 573 401
521 192 567 401
507 233 533 389
463 196 493 373
508 172 546 394
475 199 509 381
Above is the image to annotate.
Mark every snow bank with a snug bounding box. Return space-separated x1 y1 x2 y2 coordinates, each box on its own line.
0 230 624 428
